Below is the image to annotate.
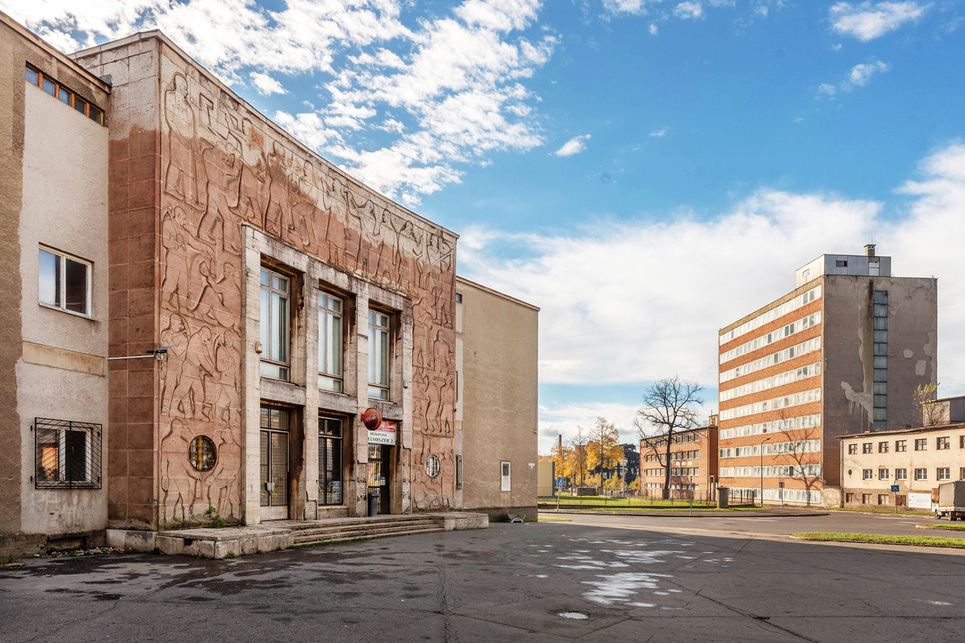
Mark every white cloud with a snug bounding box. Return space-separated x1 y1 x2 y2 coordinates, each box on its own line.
555 134 591 157
650 127 667 137
649 22 659 35
602 0 662 16
2 0 552 205
848 59 890 86
817 83 838 96
675 2 704 19
830 1 930 42
250 72 287 96
540 402 643 451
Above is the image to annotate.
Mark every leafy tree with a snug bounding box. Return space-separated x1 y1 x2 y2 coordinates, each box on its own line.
586 417 624 476
635 375 704 500
914 382 942 427
568 426 590 486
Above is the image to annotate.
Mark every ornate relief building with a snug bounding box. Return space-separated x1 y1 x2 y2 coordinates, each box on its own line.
1 12 537 551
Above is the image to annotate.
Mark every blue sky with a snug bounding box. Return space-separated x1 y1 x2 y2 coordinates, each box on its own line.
9 0 965 452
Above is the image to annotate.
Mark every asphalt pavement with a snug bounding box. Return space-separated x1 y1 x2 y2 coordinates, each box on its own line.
2 513 964 642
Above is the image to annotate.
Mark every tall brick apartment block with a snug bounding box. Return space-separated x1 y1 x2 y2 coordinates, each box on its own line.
716 246 937 506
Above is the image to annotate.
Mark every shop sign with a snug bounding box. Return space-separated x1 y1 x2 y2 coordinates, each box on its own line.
368 419 397 445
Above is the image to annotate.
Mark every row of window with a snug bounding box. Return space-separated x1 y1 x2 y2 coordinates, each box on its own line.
731 486 822 504
644 467 700 477
719 285 821 346
720 438 821 460
719 413 822 440
719 387 821 421
847 435 962 455
644 450 699 463
719 312 821 365
720 337 822 384
259 267 393 401
25 65 104 125
860 467 961 482
719 362 821 404
849 493 893 505
719 464 821 478
643 431 699 448
872 291 888 430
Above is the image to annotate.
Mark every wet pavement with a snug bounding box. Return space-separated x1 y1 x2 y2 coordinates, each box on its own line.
2 518 965 641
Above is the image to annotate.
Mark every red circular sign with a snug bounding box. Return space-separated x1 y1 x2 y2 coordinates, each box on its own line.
361 408 382 430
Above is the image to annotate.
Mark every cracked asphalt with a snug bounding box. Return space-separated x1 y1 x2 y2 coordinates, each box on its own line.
2 516 964 642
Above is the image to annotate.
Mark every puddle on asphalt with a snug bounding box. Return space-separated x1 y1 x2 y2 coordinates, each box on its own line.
559 612 588 620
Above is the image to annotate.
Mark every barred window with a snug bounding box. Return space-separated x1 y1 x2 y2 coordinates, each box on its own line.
34 418 102 489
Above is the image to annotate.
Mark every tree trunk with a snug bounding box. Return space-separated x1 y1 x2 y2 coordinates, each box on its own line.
662 436 672 500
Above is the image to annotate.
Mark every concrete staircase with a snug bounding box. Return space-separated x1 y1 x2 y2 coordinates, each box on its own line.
290 515 445 547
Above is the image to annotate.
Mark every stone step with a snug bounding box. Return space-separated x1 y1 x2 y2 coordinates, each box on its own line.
294 526 446 547
287 516 435 531
292 521 440 543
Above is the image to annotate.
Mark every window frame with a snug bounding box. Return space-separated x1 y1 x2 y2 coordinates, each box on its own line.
500 461 511 492
260 267 291 381
318 415 344 506
25 64 104 125
38 246 92 318
895 440 907 452
895 468 907 481
937 436 950 450
914 438 927 451
34 417 102 489
938 467 951 481
318 290 345 393
367 308 392 400
914 468 928 481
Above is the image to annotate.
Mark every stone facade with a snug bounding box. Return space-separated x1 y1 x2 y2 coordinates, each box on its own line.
73 31 458 529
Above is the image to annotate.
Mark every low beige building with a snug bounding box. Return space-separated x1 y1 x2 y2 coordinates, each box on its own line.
1 14 111 553
456 278 539 520
840 423 965 508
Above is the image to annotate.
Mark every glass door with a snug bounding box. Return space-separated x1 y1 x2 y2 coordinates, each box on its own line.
260 406 290 520
367 445 391 514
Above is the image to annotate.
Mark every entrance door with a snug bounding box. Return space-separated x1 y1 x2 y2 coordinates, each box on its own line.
367 445 390 514
260 406 290 520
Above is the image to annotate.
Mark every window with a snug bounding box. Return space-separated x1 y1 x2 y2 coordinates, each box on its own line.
938 468 951 481
862 442 873 454
862 494 872 504
260 268 290 380
318 291 344 392
500 461 511 492
318 416 343 505
455 292 463 303
39 247 91 316
878 441 889 453
878 494 888 505
961 435 965 449
835 260 848 268
845 493 854 503
863 469 873 480
34 418 102 489
961 468 965 481
189 436 217 471
914 468 927 481
914 438 927 451
848 444 858 455
879 469 889 480
25 65 103 125
456 455 463 490
937 436 950 450
896 440 906 452
895 468 907 480
368 309 391 400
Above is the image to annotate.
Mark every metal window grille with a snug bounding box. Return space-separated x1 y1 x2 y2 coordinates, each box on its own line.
34 418 102 489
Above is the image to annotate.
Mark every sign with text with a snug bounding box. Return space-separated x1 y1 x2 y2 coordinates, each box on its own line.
368 419 397 445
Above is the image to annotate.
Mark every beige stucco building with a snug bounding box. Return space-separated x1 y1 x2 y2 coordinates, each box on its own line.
717 246 937 506
455 278 539 520
0 13 539 554
0 14 112 552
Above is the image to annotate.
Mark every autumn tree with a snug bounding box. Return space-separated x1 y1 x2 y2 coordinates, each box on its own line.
635 375 703 500
549 436 572 484
586 417 624 481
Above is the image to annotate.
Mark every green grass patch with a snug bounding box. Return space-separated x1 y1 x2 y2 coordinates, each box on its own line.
539 495 716 509
917 523 965 532
794 532 965 549
827 507 933 516
539 516 572 522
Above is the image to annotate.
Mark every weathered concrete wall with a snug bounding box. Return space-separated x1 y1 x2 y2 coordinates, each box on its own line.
456 278 538 519
19 85 110 535
823 275 937 487
0 12 111 537
75 31 458 527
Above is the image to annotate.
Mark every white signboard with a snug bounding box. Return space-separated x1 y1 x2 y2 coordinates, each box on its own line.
908 492 932 510
368 419 397 445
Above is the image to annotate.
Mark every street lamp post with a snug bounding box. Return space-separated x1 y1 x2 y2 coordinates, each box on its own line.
760 436 772 508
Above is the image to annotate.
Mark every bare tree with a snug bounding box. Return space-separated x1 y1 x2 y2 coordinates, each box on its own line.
635 375 703 500
569 426 590 487
913 383 942 427
774 408 820 507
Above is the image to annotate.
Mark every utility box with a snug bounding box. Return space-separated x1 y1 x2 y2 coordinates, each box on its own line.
717 487 729 509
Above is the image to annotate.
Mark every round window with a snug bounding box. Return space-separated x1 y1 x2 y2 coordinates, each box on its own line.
189 436 217 472
425 455 441 478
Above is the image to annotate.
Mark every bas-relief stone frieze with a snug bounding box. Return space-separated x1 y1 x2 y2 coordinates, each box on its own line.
154 61 456 523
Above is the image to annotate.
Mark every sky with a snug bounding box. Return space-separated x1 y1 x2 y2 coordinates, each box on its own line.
7 0 965 453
